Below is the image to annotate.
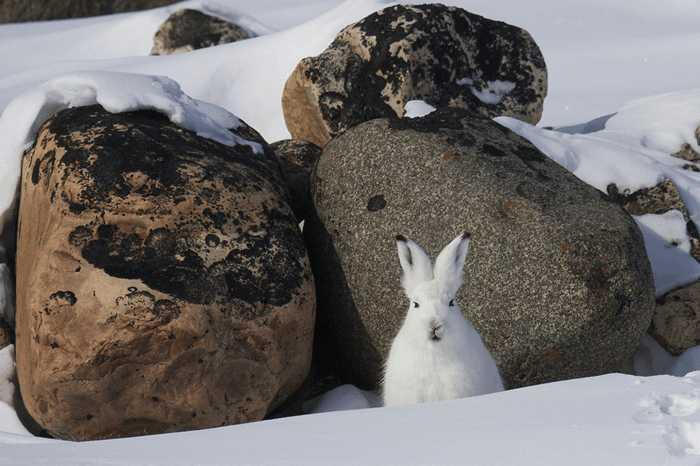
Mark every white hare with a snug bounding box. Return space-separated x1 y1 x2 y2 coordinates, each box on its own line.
382 232 504 407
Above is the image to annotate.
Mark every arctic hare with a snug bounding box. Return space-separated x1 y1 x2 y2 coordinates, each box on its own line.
383 233 504 407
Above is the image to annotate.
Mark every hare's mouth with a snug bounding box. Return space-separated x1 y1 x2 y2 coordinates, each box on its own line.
430 324 443 341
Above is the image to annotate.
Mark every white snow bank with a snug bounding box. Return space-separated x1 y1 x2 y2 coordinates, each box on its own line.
0 70 261 228
497 89 700 295
3 373 700 464
0 346 30 436
403 100 436 119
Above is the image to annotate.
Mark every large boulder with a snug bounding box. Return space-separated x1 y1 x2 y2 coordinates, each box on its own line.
0 0 179 23
271 139 321 222
306 108 654 389
282 4 547 147
15 105 315 440
151 9 252 56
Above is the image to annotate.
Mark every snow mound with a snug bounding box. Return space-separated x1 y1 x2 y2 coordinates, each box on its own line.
0 70 262 231
304 384 381 414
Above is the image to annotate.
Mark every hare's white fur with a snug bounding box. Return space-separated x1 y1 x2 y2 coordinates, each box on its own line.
382 233 504 407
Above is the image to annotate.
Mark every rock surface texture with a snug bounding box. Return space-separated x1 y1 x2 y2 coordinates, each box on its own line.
151 9 252 56
271 140 321 222
0 0 178 23
652 282 700 355
306 108 654 389
15 106 315 440
282 4 547 147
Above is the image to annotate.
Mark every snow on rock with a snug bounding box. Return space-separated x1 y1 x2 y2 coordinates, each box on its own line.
3 373 700 464
497 89 700 295
458 77 517 105
0 70 261 229
0 346 30 436
634 211 700 294
403 100 436 119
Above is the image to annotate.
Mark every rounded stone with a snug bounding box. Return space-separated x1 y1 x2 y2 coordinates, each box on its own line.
151 9 252 56
15 105 315 440
306 107 655 389
283 4 547 147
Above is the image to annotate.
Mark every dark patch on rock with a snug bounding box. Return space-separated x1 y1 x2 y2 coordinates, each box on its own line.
49 291 77 306
366 195 387 212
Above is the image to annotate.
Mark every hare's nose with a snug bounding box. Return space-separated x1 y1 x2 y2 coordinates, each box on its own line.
429 319 444 341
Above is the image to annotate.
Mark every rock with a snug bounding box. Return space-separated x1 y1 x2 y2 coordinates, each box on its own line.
672 126 700 162
0 319 10 350
306 107 654 389
607 179 700 261
271 140 321 222
282 4 547 147
0 0 179 23
652 282 700 355
15 105 315 440
151 9 252 56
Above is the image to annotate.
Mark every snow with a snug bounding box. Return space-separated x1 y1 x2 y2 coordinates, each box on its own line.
459 78 517 105
0 70 261 231
1 373 700 464
497 89 700 295
403 100 436 118
0 346 30 436
0 1 699 463
304 384 381 414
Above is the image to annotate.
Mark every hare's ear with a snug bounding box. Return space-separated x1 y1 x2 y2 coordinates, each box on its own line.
396 235 433 293
434 232 471 296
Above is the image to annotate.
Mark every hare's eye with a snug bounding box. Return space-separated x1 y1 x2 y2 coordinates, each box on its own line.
413 301 420 308
449 299 455 307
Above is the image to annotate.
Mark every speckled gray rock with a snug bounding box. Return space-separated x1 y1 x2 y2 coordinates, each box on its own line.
306 107 654 389
652 282 700 355
283 4 547 147
16 105 315 440
0 0 178 23
151 9 252 55
271 140 321 222
607 179 700 261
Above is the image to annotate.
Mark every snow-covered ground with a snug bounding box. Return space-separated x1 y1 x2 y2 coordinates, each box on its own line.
1 0 700 463
4 373 700 465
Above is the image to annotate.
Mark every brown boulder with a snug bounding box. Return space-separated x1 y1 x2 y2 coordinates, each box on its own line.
16 105 315 440
282 4 547 147
652 282 700 355
151 9 252 56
